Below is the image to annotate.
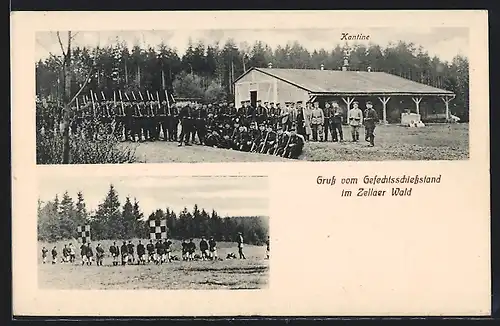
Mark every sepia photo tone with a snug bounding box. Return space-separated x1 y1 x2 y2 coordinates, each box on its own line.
35 27 469 164
37 175 270 290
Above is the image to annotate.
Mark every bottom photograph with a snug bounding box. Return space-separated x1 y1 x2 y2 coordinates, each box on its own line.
37 174 270 290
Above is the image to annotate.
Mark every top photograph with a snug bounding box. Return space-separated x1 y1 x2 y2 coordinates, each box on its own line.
35 27 469 164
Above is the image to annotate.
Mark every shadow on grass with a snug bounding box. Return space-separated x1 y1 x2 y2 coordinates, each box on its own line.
189 266 268 274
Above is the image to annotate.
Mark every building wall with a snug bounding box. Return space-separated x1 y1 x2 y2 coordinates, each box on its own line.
234 70 309 107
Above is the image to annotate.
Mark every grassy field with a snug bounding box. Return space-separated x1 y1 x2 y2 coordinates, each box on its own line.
123 123 468 162
38 239 269 290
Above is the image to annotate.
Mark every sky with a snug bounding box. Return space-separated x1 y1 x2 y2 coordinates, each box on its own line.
35 27 469 63
37 175 269 218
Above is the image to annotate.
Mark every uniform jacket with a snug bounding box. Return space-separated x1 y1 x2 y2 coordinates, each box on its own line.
311 108 325 125
348 108 363 126
303 108 313 135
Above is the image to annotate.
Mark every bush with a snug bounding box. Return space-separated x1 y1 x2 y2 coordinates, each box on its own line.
36 119 138 164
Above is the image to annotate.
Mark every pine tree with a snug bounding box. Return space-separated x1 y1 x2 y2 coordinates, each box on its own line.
121 197 135 239
75 191 88 227
59 191 76 239
132 198 145 238
92 184 121 240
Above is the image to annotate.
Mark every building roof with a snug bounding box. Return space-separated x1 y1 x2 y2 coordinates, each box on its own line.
235 67 454 96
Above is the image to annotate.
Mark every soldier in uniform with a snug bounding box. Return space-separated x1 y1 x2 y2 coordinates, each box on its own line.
199 237 209 261
80 242 88 266
131 100 141 142
110 241 119 266
250 123 266 153
322 102 333 141
237 232 246 259
296 101 306 137
114 100 126 140
120 241 128 266
331 101 344 142
240 125 253 152
170 102 179 142
127 240 135 264
363 101 379 147
280 102 291 131
51 246 58 264
262 124 278 154
41 246 48 264
146 240 155 263
237 101 247 126
284 126 305 159
348 101 363 142
137 240 146 265
155 239 164 264
165 238 173 263
289 102 298 132
178 103 193 146
157 100 168 141
246 100 257 126
205 127 221 147
257 101 268 125
220 123 233 149
86 242 94 266
310 101 325 142
195 103 208 145
96 243 105 266
209 237 218 260
304 101 313 141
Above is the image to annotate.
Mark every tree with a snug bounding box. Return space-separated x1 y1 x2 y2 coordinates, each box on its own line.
133 198 145 238
172 71 204 99
91 184 121 240
121 197 135 239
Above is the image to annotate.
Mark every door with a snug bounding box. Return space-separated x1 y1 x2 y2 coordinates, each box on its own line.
250 91 257 108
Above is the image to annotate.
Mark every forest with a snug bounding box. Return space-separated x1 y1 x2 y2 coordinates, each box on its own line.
37 184 269 245
36 38 469 121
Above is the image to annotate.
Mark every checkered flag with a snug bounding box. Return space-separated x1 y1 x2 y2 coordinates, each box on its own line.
149 219 167 240
77 225 91 244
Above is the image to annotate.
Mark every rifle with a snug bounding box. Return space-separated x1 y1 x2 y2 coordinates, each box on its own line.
101 91 111 117
259 130 270 154
156 91 163 116
117 91 125 116
281 132 292 158
165 90 171 116
131 92 142 117
271 133 280 155
90 90 96 117
146 90 154 116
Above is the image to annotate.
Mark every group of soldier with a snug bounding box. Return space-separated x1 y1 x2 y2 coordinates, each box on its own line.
41 233 270 266
36 91 380 158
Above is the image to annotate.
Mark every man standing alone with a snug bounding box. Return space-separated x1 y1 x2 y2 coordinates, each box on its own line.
237 232 246 259
363 101 379 147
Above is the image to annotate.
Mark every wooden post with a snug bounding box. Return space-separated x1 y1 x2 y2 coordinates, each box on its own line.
342 96 355 111
377 96 391 124
411 96 422 115
440 95 455 121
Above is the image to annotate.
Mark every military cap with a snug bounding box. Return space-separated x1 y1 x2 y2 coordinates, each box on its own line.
366 101 373 105
353 101 359 105
256 99 262 103
269 102 274 105
241 100 245 104
296 100 303 104
263 101 269 104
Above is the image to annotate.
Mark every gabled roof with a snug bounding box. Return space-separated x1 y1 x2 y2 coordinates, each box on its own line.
234 67 454 96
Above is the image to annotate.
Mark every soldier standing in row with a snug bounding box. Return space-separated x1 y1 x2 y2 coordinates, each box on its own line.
348 101 363 142
310 101 324 142
120 241 128 266
209 236 218 260
110 241 120 266
364 101 379 147
178 103 193 146
137 240 146 265
157 100 168 141
127 240 135 264
41 246 48 264
96 243 105 266
146 240 155 263
51 246 58 264
331 101 344 142
281 102 291 131
200 236 209 261
169 102 179 142
304 101 313 141
322 102 333 141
